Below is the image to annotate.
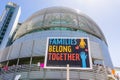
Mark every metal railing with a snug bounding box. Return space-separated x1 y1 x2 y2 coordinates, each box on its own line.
0 64 115 80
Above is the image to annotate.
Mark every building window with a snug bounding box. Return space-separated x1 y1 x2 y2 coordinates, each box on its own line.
60 13 77 26
3 28 6 32
0 36 3 39
18 57 30 65
0 61 7 67
44 13 60 26
1 32 5 36
8 59 17 66
32 56 44 64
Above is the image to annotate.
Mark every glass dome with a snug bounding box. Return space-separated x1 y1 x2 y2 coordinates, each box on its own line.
14 7 106 43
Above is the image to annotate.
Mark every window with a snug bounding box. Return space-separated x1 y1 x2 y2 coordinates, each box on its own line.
60 13 77 26
8 59 17 66
1 32 5 36
4 25 8 28
3 28 6 32
0 61 7 66
44 13 60 26
32 56 44 64
18 57 30 65
0 36 3 39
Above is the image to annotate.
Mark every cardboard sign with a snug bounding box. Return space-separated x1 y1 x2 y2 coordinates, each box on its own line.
44 37 92 69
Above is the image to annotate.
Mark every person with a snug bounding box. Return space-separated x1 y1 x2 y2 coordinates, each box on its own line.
40 63 44 68
3 65 8 71
37 62 40 67
111 69 115 75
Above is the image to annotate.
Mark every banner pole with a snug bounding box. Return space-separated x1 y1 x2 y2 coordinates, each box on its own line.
67 64 70 80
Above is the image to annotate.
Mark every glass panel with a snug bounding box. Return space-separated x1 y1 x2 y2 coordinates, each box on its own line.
19 57 30 65
32 15 44 28
8 59 17 66
61 13 77 27
0 61 7 66
78 16 89 30
32 56 44 64
44 13 60 26
49 27 73 30
78 16 96 34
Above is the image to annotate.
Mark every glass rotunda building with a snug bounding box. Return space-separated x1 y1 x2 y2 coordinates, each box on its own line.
0 7 114 80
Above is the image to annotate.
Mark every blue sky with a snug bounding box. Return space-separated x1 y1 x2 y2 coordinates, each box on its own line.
0 0 120 67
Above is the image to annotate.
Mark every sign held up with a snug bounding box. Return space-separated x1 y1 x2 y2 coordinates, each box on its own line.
44 37 92 69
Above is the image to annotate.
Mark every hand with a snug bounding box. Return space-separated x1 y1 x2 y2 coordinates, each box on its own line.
80 51 87 59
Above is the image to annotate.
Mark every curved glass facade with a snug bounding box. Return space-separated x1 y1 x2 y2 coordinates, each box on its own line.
0 7 114 80
14 7 106 43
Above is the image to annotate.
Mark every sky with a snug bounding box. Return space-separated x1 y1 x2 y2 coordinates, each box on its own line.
0 0 120 67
